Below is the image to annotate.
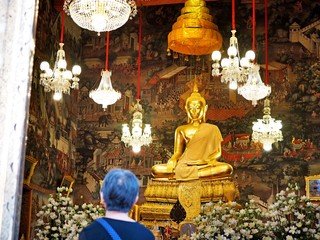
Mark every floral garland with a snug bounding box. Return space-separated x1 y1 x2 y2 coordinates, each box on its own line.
187 183 320 240
34 187 105 240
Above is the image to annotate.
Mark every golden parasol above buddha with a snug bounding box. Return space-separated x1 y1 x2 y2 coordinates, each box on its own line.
167 0 223 55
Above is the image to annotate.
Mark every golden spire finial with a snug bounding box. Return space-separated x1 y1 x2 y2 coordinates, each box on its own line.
193 76 199 93
187 76 205 105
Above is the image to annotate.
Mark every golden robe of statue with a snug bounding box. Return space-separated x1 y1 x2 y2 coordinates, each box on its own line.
152 83 233 181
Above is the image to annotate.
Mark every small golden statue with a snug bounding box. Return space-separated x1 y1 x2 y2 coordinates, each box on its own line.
152 82 233 181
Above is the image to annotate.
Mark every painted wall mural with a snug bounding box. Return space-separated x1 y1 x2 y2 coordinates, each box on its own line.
26 0 320 207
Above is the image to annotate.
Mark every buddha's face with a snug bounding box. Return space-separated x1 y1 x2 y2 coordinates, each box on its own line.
186 99 207 122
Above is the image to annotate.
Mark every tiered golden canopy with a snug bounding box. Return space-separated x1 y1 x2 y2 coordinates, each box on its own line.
168 0 223 55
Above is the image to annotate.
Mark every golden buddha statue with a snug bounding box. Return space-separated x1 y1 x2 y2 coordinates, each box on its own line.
141 83 238 228
152 84 233 181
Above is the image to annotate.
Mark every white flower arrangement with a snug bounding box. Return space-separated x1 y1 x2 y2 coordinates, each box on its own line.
190 183 320 240
191 200 265 240
34 187 105 240
264 183 320 240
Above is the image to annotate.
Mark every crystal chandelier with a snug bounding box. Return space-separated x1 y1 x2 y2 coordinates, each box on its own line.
64 0 137 35
252 0 282 152
238 64 271 106
237 0 270 106
40 11 81 101
89 70 121 110
122 100 152 153
252 98 283 151
211 0 251 90
211 33 254 90
89 32 121 110
121 10 152 153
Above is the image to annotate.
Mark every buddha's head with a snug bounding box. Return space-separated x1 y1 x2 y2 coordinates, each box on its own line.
185 81 207 123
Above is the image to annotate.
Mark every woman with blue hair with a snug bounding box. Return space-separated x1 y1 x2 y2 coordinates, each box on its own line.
79 168 155 240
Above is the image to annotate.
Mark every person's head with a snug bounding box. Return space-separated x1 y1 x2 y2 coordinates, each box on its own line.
185 81 207 123
101 168 139 213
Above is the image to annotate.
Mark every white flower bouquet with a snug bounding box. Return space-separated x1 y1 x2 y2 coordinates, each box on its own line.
34 187 105 240
191 183 320 240
264 183 320 240
192 200 265 240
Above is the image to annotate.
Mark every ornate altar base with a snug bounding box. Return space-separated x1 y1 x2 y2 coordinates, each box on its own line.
140 177 239 230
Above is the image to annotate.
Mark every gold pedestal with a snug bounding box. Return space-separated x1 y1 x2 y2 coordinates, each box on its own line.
178 180 202 221
140 177 239 229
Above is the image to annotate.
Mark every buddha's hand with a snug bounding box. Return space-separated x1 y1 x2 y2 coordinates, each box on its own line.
167 158 177 173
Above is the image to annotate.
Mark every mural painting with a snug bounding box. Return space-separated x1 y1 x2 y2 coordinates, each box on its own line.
26 0 320 208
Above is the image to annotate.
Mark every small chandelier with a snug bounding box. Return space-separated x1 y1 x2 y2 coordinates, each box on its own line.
237 0 270 106
211 0 252 90
211 33 254 90
89 70 121 110
40 11 81 101
238 64 271 106
252 0 282 152
64 0 137 35
121 10 152 153
89 32 121 110
252 98 283 151
121 100 152 153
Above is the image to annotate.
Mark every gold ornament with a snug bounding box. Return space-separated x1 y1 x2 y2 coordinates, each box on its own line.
168 0 223 55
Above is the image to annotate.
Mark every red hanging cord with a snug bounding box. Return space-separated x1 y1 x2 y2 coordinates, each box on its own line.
232 0 236 30
105 32 110 71
265 0 269 85
137 10 142 100
60 10 65 43
252 0 256 52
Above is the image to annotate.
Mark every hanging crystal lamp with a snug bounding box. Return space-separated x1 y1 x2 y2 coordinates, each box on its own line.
64 0 137 35
89 31 121 109
252 98 283 151
237 0 270 106
40 10 81 101
89 70 121 110
211 30 252 90
238 64 271 106
121 100 152 153
40 44 81 101
121 10 152 153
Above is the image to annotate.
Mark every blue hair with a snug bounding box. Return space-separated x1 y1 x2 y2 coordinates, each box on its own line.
101 168 139 212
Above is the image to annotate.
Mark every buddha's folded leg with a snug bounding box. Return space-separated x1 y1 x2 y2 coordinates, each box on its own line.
151 163 174 178
198 163 233 178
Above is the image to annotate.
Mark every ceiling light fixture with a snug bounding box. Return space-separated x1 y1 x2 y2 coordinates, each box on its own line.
121 11 152 153
63 0 137 35
252 0 283 151
40 9 81 101
89 31 121 110
252 99 283 151
211 0 252 90
238 0 271 106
